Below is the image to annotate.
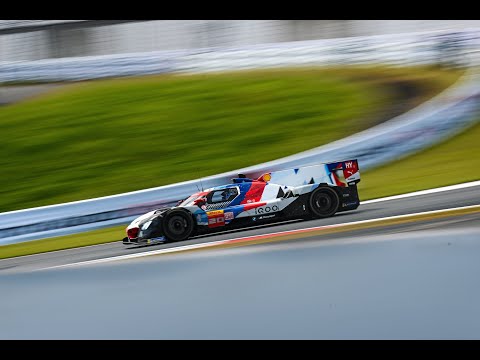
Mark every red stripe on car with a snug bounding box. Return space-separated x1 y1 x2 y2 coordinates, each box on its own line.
240 181 267 204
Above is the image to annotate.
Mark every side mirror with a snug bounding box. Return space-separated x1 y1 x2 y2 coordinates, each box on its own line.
194 198 206 207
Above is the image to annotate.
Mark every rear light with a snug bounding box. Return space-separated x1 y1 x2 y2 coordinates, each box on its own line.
256 173 271 182
127 227 139 239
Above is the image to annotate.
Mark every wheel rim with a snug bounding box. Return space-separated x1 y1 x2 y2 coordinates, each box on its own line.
312 190 336 215
167 215 187 236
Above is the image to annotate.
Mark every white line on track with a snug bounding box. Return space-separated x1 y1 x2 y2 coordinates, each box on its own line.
41 203 480 271
361 180 480 204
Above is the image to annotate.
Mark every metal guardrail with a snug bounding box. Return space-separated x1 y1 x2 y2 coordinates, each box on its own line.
1 66 479 245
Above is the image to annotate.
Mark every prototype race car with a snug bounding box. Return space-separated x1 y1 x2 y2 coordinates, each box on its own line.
123 159 361 245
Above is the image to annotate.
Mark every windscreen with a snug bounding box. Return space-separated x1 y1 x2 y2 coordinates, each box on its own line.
178 191 209 207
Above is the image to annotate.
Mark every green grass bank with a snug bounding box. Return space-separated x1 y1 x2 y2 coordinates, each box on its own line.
0 66 461 212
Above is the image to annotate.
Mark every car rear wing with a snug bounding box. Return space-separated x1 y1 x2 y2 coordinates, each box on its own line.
256 159 360 188
325 159 360 187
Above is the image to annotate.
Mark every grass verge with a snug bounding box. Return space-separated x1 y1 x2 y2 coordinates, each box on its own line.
0 225 126 260
0 66 460 212
358 120 480 200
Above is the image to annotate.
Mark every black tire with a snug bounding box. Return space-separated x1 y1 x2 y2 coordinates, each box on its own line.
162 209 195 242
308 186 340 218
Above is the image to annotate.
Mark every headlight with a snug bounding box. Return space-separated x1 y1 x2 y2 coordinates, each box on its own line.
142 220 152 230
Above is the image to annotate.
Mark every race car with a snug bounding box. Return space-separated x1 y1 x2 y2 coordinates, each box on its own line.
123 159 361 245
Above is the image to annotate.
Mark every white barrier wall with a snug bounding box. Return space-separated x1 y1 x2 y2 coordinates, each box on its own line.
1 29 479 82
1 20 480 62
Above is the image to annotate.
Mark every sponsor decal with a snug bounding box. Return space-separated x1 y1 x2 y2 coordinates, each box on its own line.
259 214 275 220
343 160 358 179
242 202 267 211
224 212 234 221
252 217 257 222
207 209 225 228
254 204 279 215
263 173 272 182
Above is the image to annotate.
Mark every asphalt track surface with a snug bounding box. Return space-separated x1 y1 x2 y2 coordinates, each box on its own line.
1 183 479 273
0 184 479 339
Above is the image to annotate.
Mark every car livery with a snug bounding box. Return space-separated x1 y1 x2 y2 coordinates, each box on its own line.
123 159 361 245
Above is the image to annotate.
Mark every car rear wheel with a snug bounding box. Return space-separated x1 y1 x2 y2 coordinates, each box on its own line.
162 209 195 242
308 187 339 218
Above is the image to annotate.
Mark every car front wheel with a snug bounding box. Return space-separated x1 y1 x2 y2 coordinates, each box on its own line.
162 209 195 242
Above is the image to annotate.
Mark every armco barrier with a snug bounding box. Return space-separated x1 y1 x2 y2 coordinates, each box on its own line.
1 66 479 245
